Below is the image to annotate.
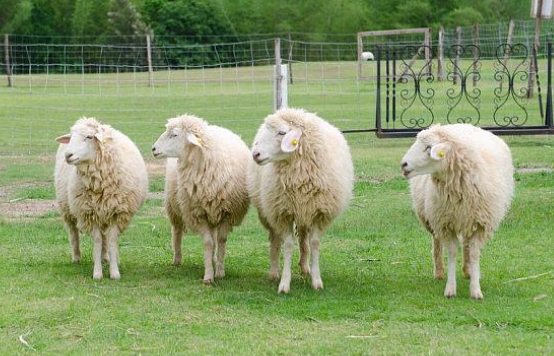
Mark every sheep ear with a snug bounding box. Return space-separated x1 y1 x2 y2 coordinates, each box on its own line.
281 129 302 153
56 134 71 144
186 132 202 147
94 130 104 143
430 143 450 160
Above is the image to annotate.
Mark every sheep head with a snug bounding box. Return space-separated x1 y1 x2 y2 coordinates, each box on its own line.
56 117 110 165
400 125 452 179
251 119 303 165
152 115 205 159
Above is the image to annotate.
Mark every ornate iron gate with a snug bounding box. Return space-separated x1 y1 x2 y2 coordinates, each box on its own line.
370 42 554 137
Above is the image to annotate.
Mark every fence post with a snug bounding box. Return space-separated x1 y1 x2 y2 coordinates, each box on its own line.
454 26 461 85
473 24 479 87
4 34 12 87
146 34 153 87
375 46 382 134
438 26 444 82
546 42 552 129
274 38 288 111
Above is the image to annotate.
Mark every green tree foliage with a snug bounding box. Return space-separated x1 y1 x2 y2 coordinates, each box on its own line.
108 0 152 43
0 0 534 39
0 0 33 33
70 0 110 40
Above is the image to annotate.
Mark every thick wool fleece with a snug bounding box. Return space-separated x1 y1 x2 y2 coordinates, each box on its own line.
409 124 514 244
248 108 354 235
55 118 148 235
166 115 250 233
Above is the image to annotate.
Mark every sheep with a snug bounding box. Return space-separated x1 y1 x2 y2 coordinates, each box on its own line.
151 114 250 284
248 108 354 293
54 117 148 280
361 51 374 61
400 123 514 299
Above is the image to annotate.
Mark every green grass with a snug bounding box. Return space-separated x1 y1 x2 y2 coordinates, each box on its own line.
0 65 554 354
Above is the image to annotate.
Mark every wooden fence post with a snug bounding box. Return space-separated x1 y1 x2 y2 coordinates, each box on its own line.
146 34 153 87
4 34 12 87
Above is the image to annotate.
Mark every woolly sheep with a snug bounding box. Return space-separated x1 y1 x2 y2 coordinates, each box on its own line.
151 114 250 284
400 123 514 299
54 117 148 280
248 108 354 293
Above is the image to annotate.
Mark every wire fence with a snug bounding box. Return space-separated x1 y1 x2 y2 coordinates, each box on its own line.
0 19 553 158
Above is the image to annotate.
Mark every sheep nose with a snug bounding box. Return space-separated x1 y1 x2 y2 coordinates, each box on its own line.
151 146 156 152
65 153 73 160
401 161 408 169
252 152 260 160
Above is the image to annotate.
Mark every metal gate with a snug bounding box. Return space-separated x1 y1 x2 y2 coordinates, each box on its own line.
369 42 554 137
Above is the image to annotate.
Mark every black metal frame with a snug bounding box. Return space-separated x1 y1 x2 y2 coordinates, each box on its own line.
362 42 554 138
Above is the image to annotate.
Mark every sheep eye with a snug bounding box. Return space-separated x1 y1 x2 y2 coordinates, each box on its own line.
425 145 432 152
169 133 178 138
85 135 94 140
277 131 286 136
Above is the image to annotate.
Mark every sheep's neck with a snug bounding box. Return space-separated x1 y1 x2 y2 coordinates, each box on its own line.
77 152 118 193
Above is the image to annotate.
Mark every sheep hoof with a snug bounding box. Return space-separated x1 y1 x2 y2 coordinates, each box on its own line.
93 272 103 280
434 270 444 279
278 283 290 294
110 271 121 280
444 290 456 298
311 280 324 290
215 269 225 279
300 265 311 276
72 257 81 263
172 258 182 266
203 278 214 285
269 270 280 280
470 290 484 300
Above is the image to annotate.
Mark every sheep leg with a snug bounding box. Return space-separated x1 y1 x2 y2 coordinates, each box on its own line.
309 229 323 290
462 237 471 279
91 226 103 279
66 219 81 263
201 229 215 284
297 226 311 276
443 238 458 298
278 232 295 294
102 234 109 263
172 224 184 266
432 235 444 279
268 229 282 280
106 225 121 280
216 225 230 279
468 236 484 300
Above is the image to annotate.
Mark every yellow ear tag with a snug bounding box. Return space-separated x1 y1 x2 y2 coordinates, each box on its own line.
438 150 445 158
291 139 299 146
197 137 202 146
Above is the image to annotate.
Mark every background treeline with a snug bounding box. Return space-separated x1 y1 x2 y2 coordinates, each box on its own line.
0 0 532 43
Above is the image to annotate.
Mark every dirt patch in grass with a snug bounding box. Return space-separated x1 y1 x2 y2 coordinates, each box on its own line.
0 161 167 219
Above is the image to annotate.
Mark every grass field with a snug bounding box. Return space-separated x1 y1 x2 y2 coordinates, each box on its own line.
0 64 553 355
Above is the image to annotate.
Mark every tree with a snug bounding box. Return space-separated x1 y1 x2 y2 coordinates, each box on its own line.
70 0 110 40
108 0 152 43
0 0 33 34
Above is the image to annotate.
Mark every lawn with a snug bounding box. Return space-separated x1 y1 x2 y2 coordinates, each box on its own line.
0 65 553 355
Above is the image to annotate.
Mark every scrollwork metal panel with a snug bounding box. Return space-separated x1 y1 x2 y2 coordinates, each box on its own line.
445 45 481 125
492 44 530 127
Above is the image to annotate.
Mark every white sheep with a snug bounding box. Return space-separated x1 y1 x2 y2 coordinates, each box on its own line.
54 117 148 280
151 114 250 284
400 123 514 299
248 108 354 293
